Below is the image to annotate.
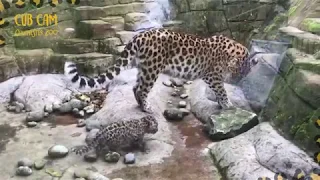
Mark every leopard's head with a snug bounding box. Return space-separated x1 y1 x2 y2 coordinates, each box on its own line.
226 42 259 83
142 115 158 134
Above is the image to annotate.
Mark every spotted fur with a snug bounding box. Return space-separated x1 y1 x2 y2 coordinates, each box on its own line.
71 115 158 156
64 28 257 113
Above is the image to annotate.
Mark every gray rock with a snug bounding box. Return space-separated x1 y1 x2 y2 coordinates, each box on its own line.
70 99 86 110
44 104 53 113
179 94 188 99
34 159 47 170
44 112 49 117
26 121 37 127
88 172 109 180
0 76 25 103
84 104 95 114
74 168 89 179
185 81 192 85
77 119 86 127
171 91 178 97
163 108 186 121
13 74 72 112
84 152 97 162
209 122 319 180
17 158 33 168
85 129 100 144
7 105 16 112
162 80 172 87
169 78 184 87
189 80 253 124
105 152 120 163
72 108 79 114
48 145 69 158
204 108 258 141
167 100 172 104
16 166 32 176
59 102 73 113
52 102 61 111
26 110 44 122
179 108 190 116
14 102 25 113
124 153 135 164
78 110 85 117
178 101 187 108
75 178 86 180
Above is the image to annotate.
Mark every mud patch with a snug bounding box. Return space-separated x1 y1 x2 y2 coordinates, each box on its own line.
44 114 78 128
0 124 19 153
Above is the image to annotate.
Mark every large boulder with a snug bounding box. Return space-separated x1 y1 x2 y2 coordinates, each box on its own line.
208 122 318 180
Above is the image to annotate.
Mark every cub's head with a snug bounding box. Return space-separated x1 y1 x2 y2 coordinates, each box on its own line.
141 115 158 134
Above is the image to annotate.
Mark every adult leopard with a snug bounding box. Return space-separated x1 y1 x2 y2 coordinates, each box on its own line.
64 28 258 113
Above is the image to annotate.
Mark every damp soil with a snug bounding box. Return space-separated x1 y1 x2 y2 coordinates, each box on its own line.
43 114 78 128
107 114 219 180
0 124 19 153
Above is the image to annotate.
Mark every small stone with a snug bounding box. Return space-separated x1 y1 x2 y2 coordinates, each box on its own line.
70 99 86 110
58 102 73 113
178 101 187 108
85 129 100 144
171 92 178 97
48 145 69 158
84 152 97 162
64 27 75 33
17 158 33 168
44 112 49 117
74 168 89 179
7 105 16 112
78 110 85 117
163 108 185 121
52 102 61 111
179 108 190 116
75 178 86 180
162 80 172 87
77 94 91 103
34 159 47 170
112 178 124 180
72 108 79 114
16 166 32 176
15 102 24 113
169 78 184 87
26 110 44 122
124 153 135 164
167 100 172 104
77 119 86 127
185 81 193 85
84 104 95 114
105 152 121 163
180 94 188 99
174 88 180 92
44 104 53 113
26 121 37 127
88 172 109 180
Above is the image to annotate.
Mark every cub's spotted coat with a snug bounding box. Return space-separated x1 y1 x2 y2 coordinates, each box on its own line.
65 28 258 113
71 115 158 156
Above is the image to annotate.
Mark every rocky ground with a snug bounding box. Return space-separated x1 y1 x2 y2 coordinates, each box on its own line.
0 65 318 180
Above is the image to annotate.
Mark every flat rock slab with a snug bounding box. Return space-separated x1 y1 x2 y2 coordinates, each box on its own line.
188 79 253 124
204 108 258 141
0 74 75 112
208 122 319 180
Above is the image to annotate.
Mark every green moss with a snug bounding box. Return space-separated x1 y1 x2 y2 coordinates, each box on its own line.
288 0 302 17
301 18 320 34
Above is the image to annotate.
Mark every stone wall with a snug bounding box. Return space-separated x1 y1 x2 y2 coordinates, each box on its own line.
259 48 320 155
169 0 276 45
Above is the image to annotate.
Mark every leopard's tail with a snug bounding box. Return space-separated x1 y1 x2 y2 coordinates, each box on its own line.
64 38 139 91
